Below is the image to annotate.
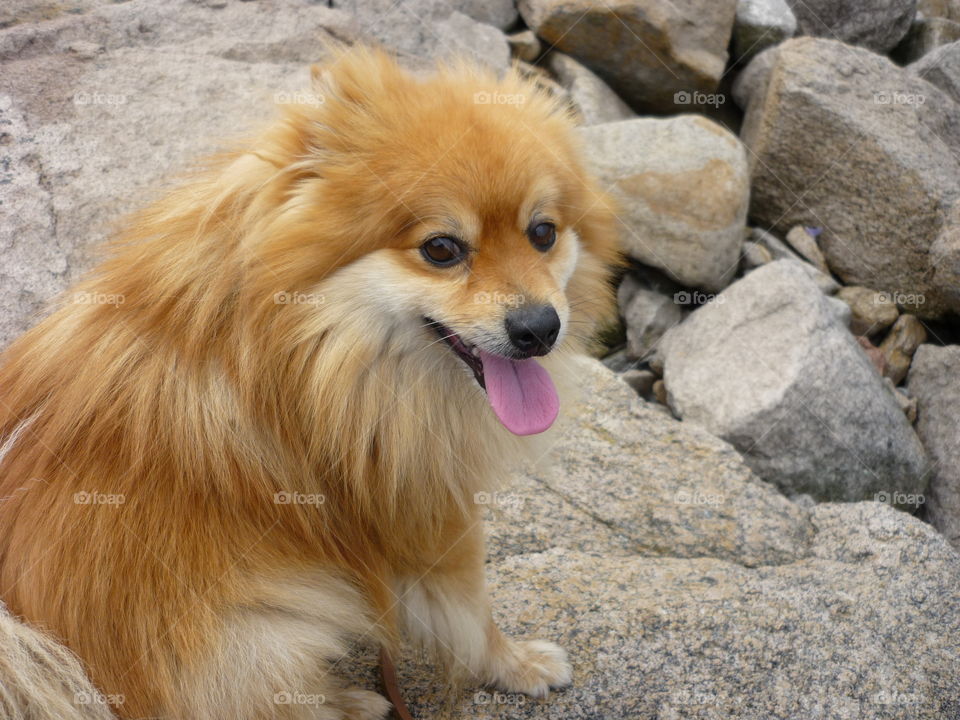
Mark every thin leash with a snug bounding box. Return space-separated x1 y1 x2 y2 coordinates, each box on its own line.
380 647 416 720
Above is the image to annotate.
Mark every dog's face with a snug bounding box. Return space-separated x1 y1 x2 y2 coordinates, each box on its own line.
263 50 620 436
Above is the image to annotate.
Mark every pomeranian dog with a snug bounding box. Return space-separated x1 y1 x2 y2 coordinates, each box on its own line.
0 47 619 719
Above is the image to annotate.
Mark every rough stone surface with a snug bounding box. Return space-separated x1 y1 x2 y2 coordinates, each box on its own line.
880 314 928 384
517 0 737 111
660 261 929 504
744 227 840 293
507 30 541 62
741 37 960 319
451 0 519 29
909 39 960 102
733 0 797 60
836 286 900 338
732 45 779 110
908 344 960 549
785 0 917 52
617 275 684 360
581 116 749 291
547 52 635 126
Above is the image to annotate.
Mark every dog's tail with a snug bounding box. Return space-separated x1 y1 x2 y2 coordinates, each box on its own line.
0 603 115 720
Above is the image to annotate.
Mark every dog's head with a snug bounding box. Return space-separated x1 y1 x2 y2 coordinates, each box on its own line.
255 48 621 436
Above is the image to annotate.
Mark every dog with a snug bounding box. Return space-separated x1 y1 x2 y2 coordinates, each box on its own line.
0 47 619 719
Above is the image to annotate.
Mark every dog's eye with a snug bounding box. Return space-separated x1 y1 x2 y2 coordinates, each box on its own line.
528 222 556 251
420 236 466 267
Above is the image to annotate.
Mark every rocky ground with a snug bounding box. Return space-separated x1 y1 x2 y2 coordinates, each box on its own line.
3 0 960 718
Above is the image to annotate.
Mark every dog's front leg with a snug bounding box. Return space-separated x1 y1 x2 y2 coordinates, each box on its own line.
395 521 571 698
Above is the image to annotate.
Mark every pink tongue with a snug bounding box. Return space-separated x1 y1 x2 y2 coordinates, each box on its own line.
478 350 559 436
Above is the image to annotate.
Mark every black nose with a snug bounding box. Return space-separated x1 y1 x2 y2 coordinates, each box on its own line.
504 304 561 357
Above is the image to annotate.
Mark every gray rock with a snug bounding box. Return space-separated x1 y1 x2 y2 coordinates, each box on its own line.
621 368 657 397
546 52 635 126
908 344 960 549
617 275 684 360
880 314 928 384
741 37 960 319
732 45 779 110
581 117 749 291
909 40 960 102
517 0 737 112
733 0 797 60
920 0 960 18
894 15 960 62
660 260 929 504
744 228 840 293
786 0 917 52
741 236 774 268
451 0 519 29
836 286 900 338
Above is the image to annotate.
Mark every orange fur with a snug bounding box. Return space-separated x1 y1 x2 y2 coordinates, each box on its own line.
0 47 620 719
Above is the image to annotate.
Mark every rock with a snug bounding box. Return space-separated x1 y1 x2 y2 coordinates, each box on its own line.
741 236 774 268
517 0 737 112
617 275 684 360
785 0 917 52
908 344 960 548
451 0 519 29
836 286 900 338
600 348 639 373
581 116 749 291
920 0 960 18
880 314 928 384
741 37 960 319
909 40 960 102
507 30 541 62
732 45 779 110
894 15 960 62
660 261 929 504
733 0 797 60
621 368 657 398
547 52 635 125
745 228 839 293
784 225 829 273
652 378 668 406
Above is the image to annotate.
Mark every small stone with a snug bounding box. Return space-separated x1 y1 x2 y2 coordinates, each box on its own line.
884 377 918 423
653 379 668 406
618 276 684 360
741 238 773 269
733 0 797 60
785 225 830 274
857 335 888 376
507 30 541 62
621 369 657 398
836 286 900 338
880 314 928 384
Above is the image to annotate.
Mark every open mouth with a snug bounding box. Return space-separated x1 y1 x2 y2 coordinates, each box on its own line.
424 317 560 436
426 318 485 389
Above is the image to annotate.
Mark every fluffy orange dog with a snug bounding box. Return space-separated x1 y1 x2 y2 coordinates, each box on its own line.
0 48 618 718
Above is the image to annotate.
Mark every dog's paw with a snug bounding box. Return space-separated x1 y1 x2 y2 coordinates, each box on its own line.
490 639 572 698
